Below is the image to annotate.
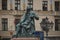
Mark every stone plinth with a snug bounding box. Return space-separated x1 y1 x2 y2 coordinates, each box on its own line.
11 37 40 40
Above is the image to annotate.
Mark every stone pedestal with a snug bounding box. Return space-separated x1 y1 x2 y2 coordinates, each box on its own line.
11 37 40 40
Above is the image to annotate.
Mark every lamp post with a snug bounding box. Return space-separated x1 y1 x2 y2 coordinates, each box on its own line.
40 17 54 40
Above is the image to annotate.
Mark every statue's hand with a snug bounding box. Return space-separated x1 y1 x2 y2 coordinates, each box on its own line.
30 17 33 19
35 17 39 20
16 23 20 27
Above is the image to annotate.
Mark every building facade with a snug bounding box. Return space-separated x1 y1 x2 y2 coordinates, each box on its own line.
0 0 60 40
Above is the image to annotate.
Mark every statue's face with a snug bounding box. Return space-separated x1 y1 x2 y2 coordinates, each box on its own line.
26 9 31 14
27 8 31 11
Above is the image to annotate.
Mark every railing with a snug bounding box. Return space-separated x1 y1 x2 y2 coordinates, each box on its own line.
0 10 25 15
44 31 60 37
0 30 15 37
0 10 60 16
0 31 60 37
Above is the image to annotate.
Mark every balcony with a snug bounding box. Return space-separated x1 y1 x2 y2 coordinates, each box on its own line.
0 10 25 15
0 30 60 38
0 10 60 16
34 10 60 16
55 11 60 16
44 31 60 37
0 30 15 38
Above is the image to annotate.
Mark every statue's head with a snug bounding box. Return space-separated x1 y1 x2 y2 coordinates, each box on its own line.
26 6 32 13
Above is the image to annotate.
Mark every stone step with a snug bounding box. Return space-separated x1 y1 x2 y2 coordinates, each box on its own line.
11 37 40 40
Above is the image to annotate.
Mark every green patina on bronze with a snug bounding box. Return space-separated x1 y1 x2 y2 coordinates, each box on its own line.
13 7 39 37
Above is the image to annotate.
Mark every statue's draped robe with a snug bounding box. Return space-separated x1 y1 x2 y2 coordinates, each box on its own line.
15 11 39 37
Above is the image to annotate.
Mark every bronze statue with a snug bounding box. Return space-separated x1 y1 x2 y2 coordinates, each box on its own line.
13 7 39 37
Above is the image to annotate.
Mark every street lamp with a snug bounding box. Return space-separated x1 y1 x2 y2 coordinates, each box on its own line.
40 17 54 40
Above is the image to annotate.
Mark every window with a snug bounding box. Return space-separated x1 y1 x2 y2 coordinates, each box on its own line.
2 0 7 10
15 19 20 30
28 0 33 10
15 0 20 10
55 1 60 11
2 18 8 31
42 1 48 11
55 19 60 31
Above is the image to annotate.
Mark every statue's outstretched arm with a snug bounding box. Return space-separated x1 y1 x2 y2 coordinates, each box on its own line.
34 12 39 20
